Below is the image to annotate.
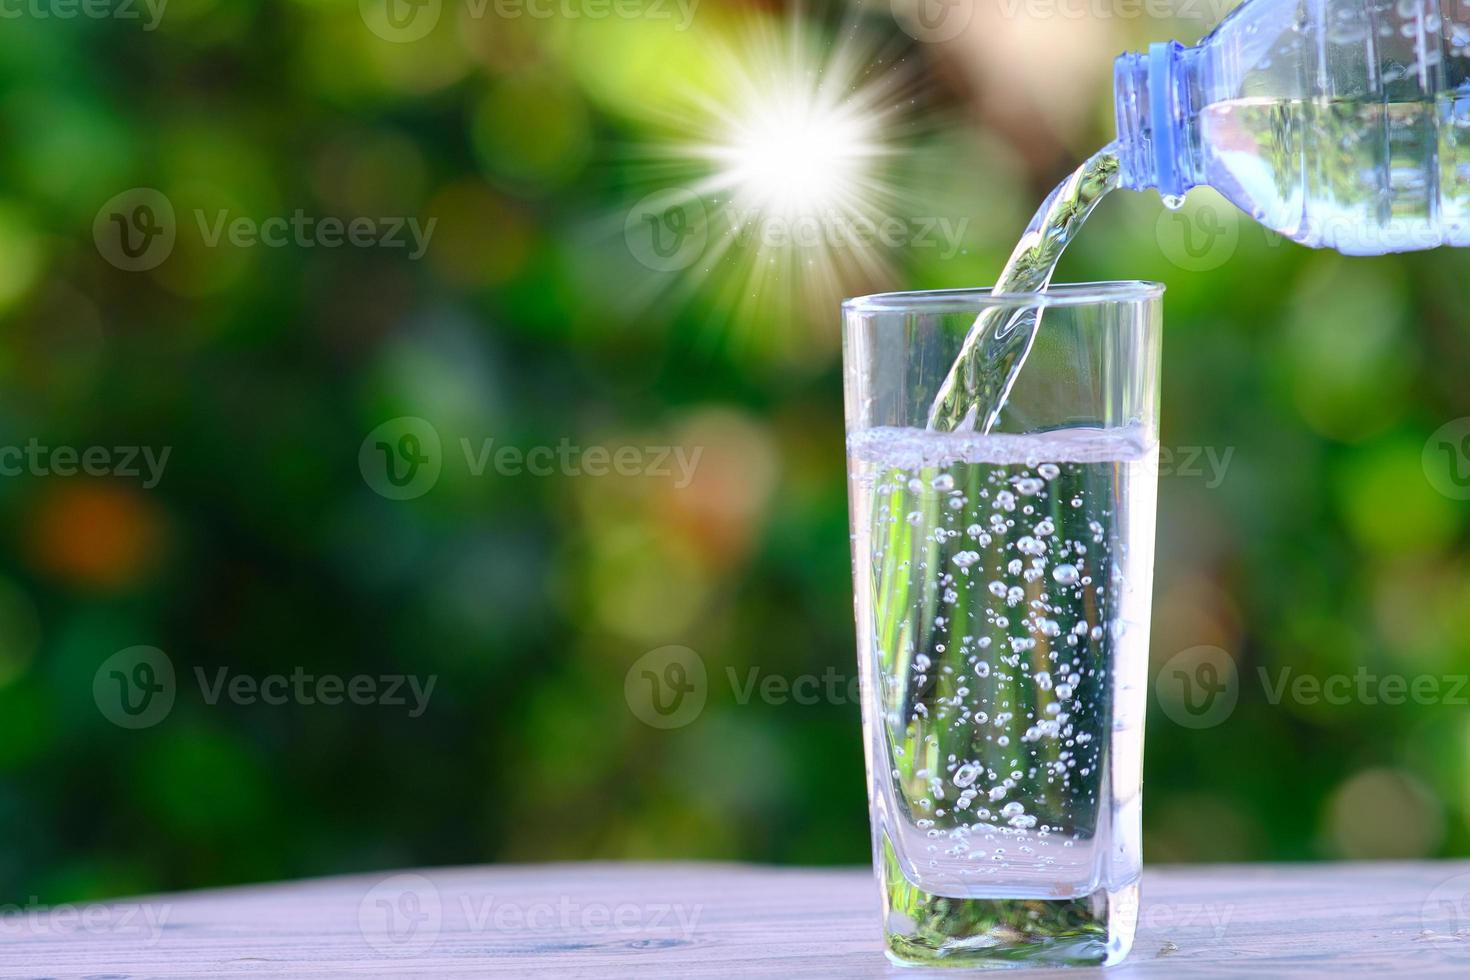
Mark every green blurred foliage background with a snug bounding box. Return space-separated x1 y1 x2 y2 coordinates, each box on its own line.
1 0 1468 905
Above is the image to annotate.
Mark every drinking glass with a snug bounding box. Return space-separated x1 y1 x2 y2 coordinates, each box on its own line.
841 282 1163 967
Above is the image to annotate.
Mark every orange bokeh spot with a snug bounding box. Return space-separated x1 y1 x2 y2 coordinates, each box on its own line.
28 484 164 589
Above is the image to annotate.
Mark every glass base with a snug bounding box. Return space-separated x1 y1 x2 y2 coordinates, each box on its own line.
879 842 1138 968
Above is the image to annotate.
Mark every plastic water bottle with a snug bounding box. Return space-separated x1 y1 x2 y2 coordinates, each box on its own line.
1113 0 1470 254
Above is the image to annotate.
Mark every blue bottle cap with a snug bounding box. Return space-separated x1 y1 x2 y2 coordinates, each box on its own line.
1149 41 1181 198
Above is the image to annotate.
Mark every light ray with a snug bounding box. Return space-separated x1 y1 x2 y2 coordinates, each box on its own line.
610 13 928 357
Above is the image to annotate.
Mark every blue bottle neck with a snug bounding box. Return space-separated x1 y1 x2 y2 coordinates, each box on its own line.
1114 41 1201 200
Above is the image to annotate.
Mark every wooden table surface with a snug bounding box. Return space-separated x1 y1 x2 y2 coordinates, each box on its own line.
6 861 1470 977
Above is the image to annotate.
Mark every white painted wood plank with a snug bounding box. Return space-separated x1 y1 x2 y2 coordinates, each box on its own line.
4 861 1470 977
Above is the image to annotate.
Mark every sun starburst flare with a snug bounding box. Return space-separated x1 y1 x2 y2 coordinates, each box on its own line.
615 15 927 354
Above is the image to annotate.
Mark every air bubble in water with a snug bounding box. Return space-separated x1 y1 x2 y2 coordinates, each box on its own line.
1053 564 1080 585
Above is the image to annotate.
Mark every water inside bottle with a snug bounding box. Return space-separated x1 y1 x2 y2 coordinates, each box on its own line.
1201 93 1470 254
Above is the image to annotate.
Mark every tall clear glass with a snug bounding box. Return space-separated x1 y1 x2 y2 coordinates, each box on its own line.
842 283 1163 968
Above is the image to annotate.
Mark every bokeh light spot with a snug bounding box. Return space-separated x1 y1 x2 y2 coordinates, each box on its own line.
28 485 166 590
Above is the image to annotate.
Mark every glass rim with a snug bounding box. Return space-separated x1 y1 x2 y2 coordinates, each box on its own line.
842 280 1165 314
